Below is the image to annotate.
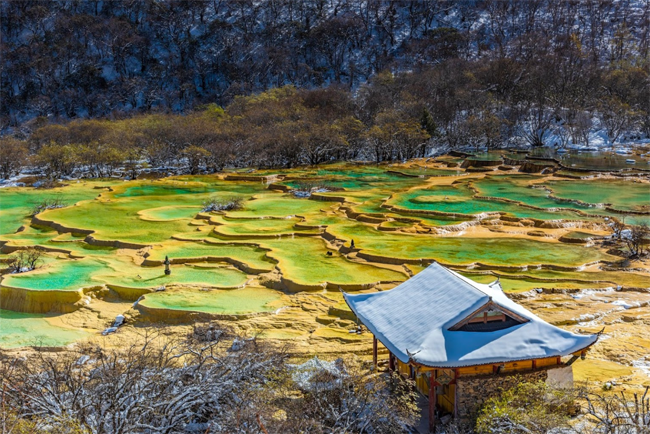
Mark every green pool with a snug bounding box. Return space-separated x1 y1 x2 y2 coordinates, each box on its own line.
0 309 90 348
0 162 646 349
139 286 284 315
327 222 614 267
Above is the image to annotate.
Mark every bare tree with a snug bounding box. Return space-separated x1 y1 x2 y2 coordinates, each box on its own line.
6 248 43 273
580 386 650 434
625 223 650 258
30 196 66 215
283 361 419 432
610 218 627 241
521 106 555 148
599 97 637 146
0 327 419 434
181 145 210 174
0 329 288 434
0 138 28 180
477 381 650 434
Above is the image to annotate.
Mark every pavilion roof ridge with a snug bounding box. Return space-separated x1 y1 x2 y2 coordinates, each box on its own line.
343 262 599 368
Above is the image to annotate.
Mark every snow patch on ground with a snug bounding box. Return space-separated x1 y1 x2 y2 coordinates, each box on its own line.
102 314 126 335
290 357 346 391
0 173 31 188
611 299 640 309
571 287 615 301
632 356 650 378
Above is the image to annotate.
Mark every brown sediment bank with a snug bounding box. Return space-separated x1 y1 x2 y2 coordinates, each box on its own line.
279 275 399 293
210 228 322 240
142 253 274 275
135 302 276 323
224 174 285 182
309 192 347 202
105 285 154 301
355 214 388 224
0 284 100 313
32 214 94 236
1 244 75 255
30 215 151 250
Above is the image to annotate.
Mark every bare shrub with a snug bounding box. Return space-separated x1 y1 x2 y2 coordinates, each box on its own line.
293 181 334 192
292 180 336 198
580 386 650 433
0 329 286 434
610 218 627 241
476 381 650 434
29 196 67 216
282 360 419 432
0 329 419 433
625 223 650 258
191 321 231 342
201 196 244 212
6 248 43 273
476 381 577 434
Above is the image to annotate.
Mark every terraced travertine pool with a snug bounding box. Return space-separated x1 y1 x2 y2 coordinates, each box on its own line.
0 309 90 348
1 159 649 388
326 222 615 267
138 286 286 315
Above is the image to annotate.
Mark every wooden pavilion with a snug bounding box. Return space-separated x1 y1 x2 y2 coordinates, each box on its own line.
343 262 599 432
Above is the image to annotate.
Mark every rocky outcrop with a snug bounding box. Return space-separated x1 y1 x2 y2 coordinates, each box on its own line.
519 161 557 173
267 183 292 192
105 285 153 301
309 192 347 202
461 159 502 169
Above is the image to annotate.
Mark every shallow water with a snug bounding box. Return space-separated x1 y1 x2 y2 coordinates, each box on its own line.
2 258 108 291
226 195 330 218
391 181 599 221
139 206 201 221
458 273 613 293
0 309 90 348
211 215 318 236
0 181 118 235
327 222 614 266
261 237 407 286
544 179 650 212
2 255 249 291
99 263 249 289
147 240 276 272
558 152 649 171
139 286 284 314
37 180 266 243
1 163 648 348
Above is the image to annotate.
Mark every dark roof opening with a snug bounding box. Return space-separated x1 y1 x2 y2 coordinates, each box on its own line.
455 315 522 332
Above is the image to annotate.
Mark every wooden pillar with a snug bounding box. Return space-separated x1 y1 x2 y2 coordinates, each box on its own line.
429 370 437 433
372 335 378 368
453 369 459 419
388 351 395 372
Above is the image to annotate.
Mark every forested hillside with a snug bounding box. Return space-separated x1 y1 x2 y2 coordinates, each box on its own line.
1 1 649 174
2 1 648 123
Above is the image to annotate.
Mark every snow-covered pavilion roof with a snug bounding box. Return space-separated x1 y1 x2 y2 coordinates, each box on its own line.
343 262 598 368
